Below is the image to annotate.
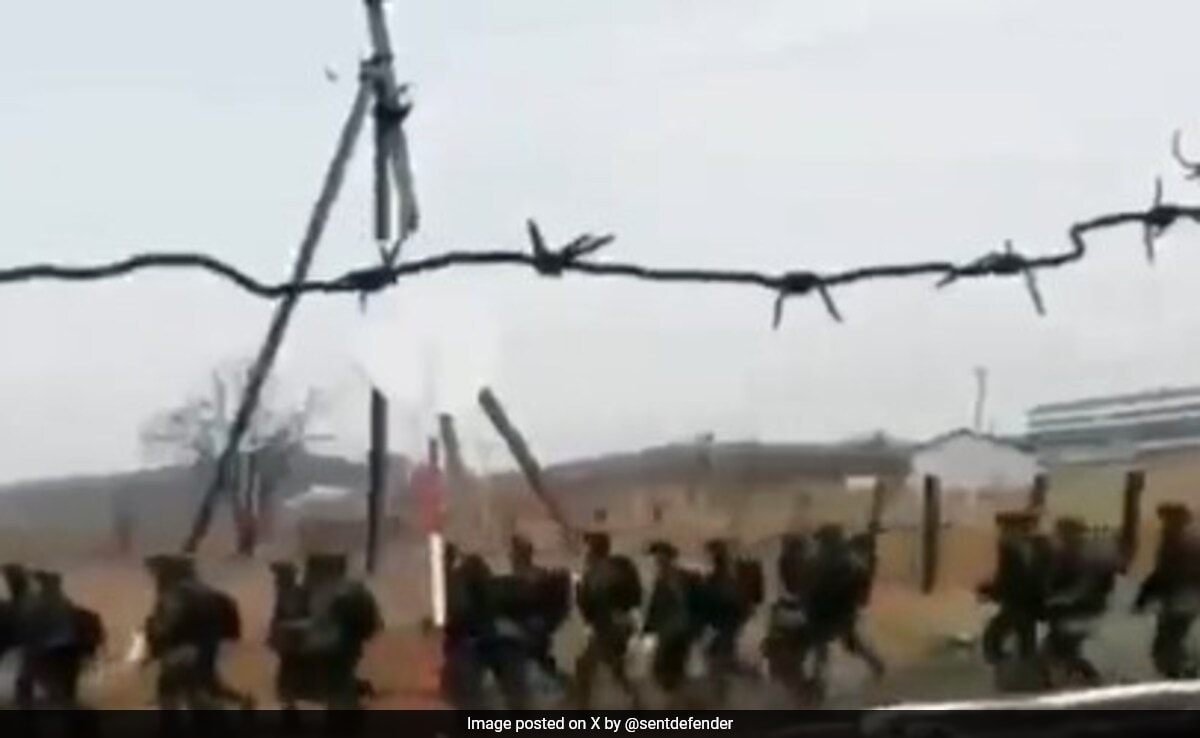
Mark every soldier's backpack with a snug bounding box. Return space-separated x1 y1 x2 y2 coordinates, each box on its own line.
609 555 643 612
331 581 383 645
69 605 106 662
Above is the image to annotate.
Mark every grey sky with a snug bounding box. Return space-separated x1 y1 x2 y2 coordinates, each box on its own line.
2 0 1200 484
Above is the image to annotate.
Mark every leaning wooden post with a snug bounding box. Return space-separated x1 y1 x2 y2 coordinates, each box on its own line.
1028 472 1049 513
920 475 942 594
1118 469 1146 572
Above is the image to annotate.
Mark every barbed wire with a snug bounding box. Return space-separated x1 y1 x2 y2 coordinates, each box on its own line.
4 136 1200 329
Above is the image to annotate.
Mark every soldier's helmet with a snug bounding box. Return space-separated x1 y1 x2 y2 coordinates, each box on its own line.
1054 516 1088 538
2 562 27 583
510 534 534 558
584 531 611 556
705 538 731 559
270 561 297 580
1157 503 1193 527
996 509 1039 530
814 523 845 545
647 540 678 560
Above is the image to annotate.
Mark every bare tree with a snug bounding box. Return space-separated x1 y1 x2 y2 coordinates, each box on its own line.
140 358 330 555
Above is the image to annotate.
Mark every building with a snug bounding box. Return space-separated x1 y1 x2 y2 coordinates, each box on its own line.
1027 386 1200 464
906 429 1042 521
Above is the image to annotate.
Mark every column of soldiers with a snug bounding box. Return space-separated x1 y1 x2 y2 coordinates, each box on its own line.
1 552 382 713
440 525 882 710
976 502 1200 690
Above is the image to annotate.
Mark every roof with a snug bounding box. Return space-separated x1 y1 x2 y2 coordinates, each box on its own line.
1029 385 1200 417
915 428 1036 455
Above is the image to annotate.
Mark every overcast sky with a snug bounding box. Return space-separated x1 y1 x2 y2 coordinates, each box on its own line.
2 0 1200 484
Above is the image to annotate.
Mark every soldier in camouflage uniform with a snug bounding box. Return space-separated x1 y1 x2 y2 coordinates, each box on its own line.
977 510 1047 686
16 570 105 709
763 532 817 702
441 548 497 709
299 553 383 709
1134 503 1200 679
574 532 644 709
268 561 309 709
805 524 885 687
1040 516 1118 687
500 535 572 700
641 541 702 705
142 555 252 711
698 538 761 704
3 563 36 708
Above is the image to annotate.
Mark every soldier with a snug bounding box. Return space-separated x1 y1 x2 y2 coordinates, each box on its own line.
1040 516 1118 687
2 563 36 707
300 553 383 709
17 570 105 709
441 549 496 709
641 541 702 705
268 561 309 709
977 510 1047 685
763 532 817 702
142 555 252 711
503 535 571 696
805 524 885 686
697 538 760 704
574 531 644 709
1134 503 1200 679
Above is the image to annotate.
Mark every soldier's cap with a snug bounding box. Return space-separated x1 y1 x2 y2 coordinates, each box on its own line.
144 554 191 572
814 523 845 540
647 540 678 558
995 509 1039 526
510 534 534 553
584 531 611 547
2 562 26 577
270 561 297 575
705 538 731 555
1157 502 1192 521
1054 516 1087 535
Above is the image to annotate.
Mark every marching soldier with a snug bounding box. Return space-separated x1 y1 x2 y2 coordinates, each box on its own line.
763 532 817 702
3 563 36 708
1040 516 1118 687
300 553 382 709
268 561 309 709
641 541 702 705
574 531 643 709
18 570 105 709
698 538 760 704
977 510 1047 685
441 548 496 709
142 555 252 711
1134 503 1200 679
805 524 885 685
506 535 572 692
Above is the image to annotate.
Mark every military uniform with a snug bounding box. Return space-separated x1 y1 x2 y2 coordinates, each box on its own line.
441 550 496 709
268 562 310 707
978 510 1046 677
1041 517 1117 686
497 535 571 706
642 541 701 700
1135 504 1200 679
805 525 885 683
300 553 381 709
3 563 36 708
698 539 760 704
763 533 816 700
574 532 643 709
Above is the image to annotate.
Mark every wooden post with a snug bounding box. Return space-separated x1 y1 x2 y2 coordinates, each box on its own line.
1119 469 1146 571
364 71 395 576
1028 472 1050 513
478 387 578 551
921 475 942 594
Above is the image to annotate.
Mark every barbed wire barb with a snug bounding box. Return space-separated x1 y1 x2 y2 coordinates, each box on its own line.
1171 129 1200 181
